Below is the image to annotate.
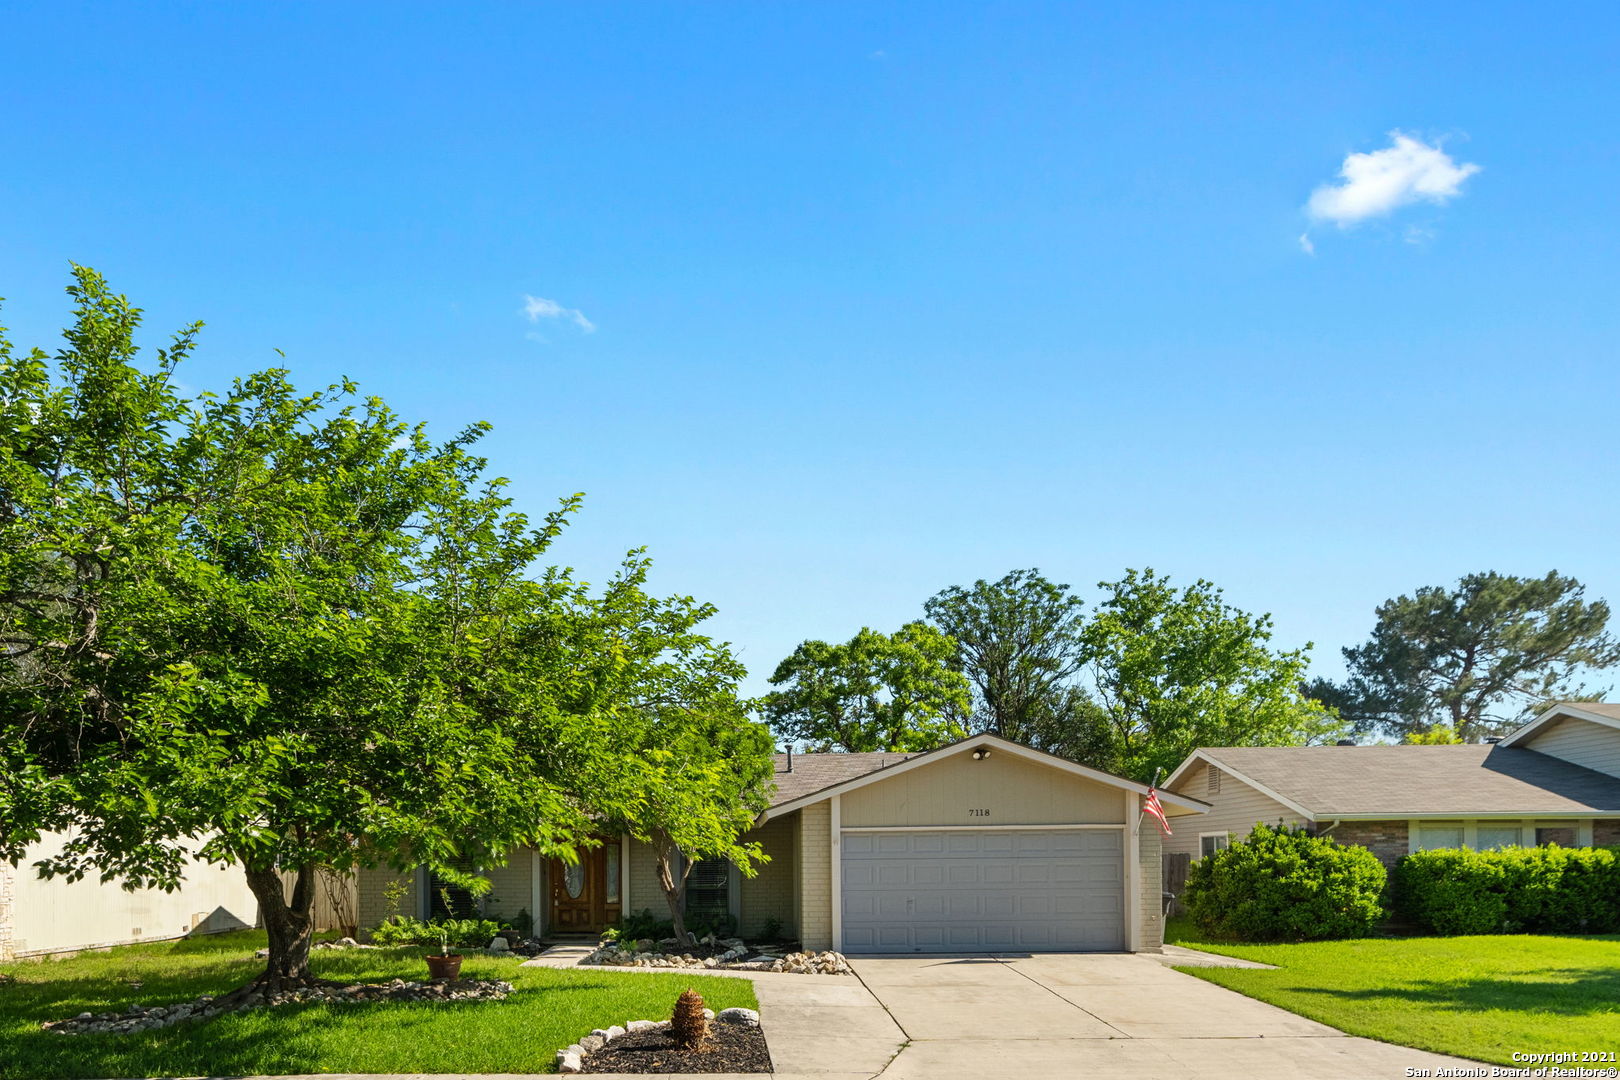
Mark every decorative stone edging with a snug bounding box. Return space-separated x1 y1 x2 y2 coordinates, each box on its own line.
555 1007 762 1074
584 940 853 976
43 977 515 1036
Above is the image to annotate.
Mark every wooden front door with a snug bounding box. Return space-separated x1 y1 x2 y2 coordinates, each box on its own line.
548 842 622 934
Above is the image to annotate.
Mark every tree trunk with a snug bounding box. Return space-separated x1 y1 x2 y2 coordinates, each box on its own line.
653 834 695 948
241 864 318 991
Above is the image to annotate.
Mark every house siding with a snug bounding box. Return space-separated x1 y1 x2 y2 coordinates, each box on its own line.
1137 824 1163 952
1522 716 1620 779
1595 820 1620 847
797 801 833 951
1164 760 1306 860
1329 820 1409 868
840 747 1126 827
0 861 15 961
739 812 798 940
5 831 259 959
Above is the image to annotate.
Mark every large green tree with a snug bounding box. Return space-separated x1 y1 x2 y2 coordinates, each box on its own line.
0 269 754 987
923 568 1088 743
576 567 775 946
1311 571 1619 742
1078 569 1341 781
761 622 970 752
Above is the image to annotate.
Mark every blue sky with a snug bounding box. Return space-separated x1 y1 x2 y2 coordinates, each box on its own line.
3 3 1617 696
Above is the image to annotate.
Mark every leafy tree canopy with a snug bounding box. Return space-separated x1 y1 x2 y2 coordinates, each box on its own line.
0 268 769 985
923 568 1087 743
761 622 970 752
1312 571 1619 742
1077 569 1342 781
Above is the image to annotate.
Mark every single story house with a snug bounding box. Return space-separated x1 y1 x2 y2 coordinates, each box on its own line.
357 733 1211 954
1162 702 1620 868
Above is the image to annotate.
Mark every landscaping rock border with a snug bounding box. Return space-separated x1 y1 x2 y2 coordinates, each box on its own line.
583 939 852 975
556 1006 761 1074
43 977 514 1036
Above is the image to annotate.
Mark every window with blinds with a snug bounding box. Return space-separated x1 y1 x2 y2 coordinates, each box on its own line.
684 859 730 921
428 861 480 918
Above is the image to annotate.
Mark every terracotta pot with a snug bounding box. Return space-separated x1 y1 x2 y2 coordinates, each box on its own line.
425 953 463 980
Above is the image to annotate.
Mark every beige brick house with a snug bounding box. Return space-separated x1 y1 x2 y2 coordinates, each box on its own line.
357 733 1209 954
1162 702 1620 869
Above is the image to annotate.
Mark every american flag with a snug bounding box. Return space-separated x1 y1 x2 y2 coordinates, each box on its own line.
1143 786 1173 836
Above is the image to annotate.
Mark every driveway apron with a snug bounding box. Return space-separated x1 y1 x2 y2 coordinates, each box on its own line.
850 953 1488 1080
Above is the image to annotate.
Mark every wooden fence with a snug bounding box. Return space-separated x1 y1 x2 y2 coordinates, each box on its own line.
1161 851 1190 917
277 868 359 935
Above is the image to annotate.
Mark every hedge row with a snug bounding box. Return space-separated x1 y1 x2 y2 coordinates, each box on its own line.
1182 824 1620 941
1182 823 1387 941
1393 845 1620 935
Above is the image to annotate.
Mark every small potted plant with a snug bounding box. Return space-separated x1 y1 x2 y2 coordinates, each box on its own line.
425 923 462 981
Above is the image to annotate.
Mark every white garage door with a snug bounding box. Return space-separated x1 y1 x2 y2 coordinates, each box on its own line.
841 829 1126 954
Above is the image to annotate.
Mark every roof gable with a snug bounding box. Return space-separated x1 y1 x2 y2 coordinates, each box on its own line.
1499 702 1620 749
761 733 1210 820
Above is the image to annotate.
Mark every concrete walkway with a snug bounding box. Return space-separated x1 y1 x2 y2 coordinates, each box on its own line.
850 953 1485 1079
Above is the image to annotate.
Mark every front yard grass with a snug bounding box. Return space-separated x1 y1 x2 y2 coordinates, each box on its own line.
0 930 758 1079
1165 918 1620 1065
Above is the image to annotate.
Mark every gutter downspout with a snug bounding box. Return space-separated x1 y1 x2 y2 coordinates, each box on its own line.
1316 818 1343 836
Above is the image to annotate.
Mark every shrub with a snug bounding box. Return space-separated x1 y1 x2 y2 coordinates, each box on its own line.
1394 845 1620 934
611 907 738 944
615 908 676 941
1182 822 1386 941
370 915 506 949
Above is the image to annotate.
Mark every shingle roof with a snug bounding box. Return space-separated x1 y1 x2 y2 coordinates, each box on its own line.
767 751 916 807
1558 702 1620 721
1197 744 1620 817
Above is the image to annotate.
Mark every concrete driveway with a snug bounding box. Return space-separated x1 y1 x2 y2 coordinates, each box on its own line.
839 953 1484 1080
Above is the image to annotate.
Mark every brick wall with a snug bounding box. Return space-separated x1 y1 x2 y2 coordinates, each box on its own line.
356 866 420 932
626 837 666 921
480 849 534 923
797 801 832 951
1137 824 1163 952
739 813 797 939
1330 820 1409 869
1595 820 1620 847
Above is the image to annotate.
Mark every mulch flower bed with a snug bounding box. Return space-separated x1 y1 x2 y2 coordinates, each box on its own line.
580 1024 771 1074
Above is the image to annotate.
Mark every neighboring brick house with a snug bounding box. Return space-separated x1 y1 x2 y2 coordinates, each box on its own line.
1163 702 1620 870
356 733 1210 955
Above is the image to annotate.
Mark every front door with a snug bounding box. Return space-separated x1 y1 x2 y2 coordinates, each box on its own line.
548 841 622 934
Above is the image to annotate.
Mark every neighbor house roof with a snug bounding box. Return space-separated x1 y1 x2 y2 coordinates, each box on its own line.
767 750 918 806
1169 744 1620 819
762 733 1211 820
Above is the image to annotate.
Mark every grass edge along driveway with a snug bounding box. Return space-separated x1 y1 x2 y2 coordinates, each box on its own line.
1165 922 1620 1067
0 930 758 1079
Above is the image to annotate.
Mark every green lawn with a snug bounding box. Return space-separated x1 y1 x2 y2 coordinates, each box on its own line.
0 930 758 1079
1164 918 1620 1065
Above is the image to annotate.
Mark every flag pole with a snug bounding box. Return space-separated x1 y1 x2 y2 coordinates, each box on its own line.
1136 768 1161 834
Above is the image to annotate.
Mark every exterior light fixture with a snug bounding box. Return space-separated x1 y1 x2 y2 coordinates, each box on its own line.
972 748 991 760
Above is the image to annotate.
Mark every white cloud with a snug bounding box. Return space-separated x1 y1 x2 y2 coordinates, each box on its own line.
1298 233 1315 256
1307 131 1480 228
522 295 595 334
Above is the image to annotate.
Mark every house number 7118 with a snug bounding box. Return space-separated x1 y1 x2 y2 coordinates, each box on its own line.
968 808 990 817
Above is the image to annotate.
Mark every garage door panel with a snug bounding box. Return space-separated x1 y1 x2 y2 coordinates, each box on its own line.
841 829 1126 954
